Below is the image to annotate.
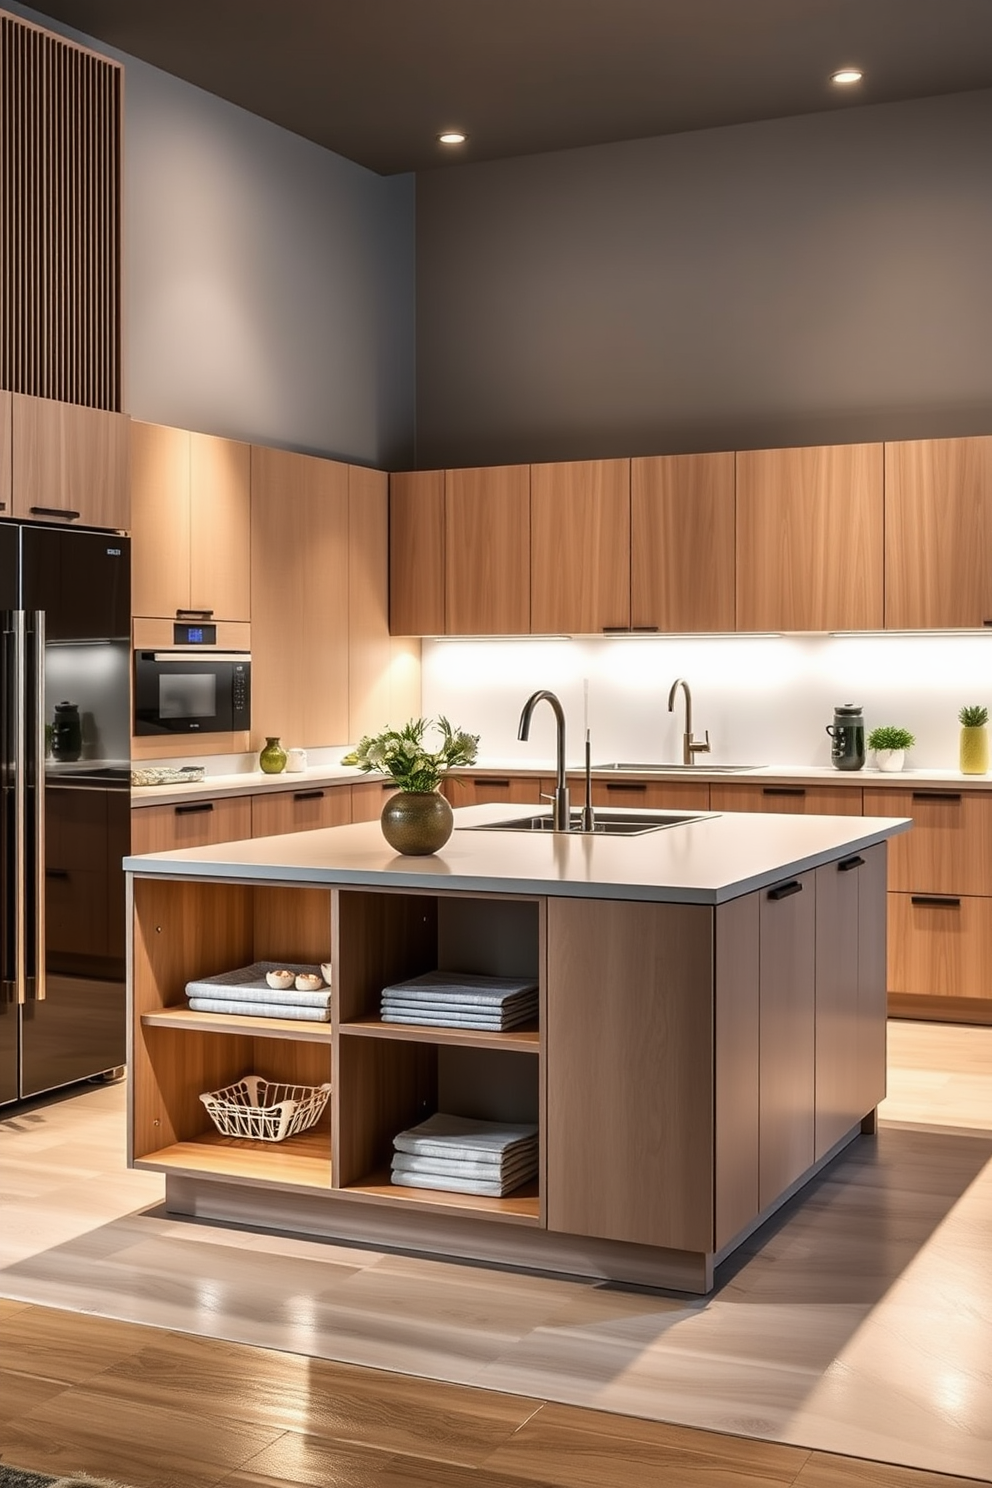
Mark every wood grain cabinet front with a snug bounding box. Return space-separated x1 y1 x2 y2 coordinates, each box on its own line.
710 782 864 815
530 459 630 634
130 796 252 855
631 452 736 633
12 394 129 531
131 421 250 622
251 786 351 839
445 465 531 635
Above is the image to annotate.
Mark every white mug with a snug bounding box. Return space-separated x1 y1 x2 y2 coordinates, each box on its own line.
286 748 308 773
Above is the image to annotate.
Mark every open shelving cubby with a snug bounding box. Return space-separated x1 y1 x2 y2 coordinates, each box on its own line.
131 876 334 1190
332 887 545 1225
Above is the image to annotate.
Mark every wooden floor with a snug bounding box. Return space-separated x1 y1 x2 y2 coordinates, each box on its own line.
1 1021 991 1488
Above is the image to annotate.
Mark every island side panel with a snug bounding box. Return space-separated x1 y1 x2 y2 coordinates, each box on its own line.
758 870 816 1211
814 856 864 1159
714 892 760 1251
545 897 714 1253
857 842 888 1121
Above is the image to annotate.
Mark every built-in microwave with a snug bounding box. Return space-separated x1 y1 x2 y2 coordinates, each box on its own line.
133 633 251 736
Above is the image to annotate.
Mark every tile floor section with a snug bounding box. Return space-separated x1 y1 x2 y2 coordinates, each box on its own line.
0 1021 990 1482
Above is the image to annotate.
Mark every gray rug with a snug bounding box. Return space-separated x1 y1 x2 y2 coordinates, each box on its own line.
0 1470 132 1488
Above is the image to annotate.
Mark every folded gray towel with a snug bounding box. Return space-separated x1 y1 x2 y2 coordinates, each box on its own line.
191 984 332 1009
187 997 330 1022
391 1169 535 1197
393 1112 539 1160
380 970 538 1007
381 1009 534 1030
392 1151 537 1181
185 960 328 1000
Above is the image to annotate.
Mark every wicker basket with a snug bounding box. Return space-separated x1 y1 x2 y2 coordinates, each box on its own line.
199 1074 331 1142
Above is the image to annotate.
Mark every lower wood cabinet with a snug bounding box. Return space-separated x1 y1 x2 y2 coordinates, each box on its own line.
591 778 710 812
130 796 252 855
886 891 992 1004
443 774 545 808
350 780 400 822
251 786 351 839
709 782 864 815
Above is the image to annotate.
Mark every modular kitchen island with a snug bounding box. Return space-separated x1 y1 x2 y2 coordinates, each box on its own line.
125 802 908 1293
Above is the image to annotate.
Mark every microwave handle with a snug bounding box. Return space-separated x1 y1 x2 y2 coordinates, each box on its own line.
176 609 214 620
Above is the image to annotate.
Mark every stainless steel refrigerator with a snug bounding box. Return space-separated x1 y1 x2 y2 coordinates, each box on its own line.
1 522 130 1105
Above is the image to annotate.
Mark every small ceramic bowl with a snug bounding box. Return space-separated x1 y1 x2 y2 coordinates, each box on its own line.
266 969 295 990
320 961 333 984
295 972 324 992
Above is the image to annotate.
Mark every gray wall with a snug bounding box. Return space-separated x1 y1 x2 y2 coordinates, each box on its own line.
415 89 992 468
11 4 416 470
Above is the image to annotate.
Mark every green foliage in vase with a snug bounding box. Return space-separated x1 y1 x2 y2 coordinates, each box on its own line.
959 705 989 728
867 725 915 751
342 716 479 792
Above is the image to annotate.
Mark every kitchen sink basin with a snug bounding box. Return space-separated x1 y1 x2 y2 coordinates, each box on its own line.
462 810 707 836
594 761 761 773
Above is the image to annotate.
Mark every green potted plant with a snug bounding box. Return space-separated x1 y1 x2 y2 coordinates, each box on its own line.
959 705 989 775
342 716 479 854
866 724 915 773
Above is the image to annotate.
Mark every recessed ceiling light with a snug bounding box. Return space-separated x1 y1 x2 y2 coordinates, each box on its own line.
831 67 863 85
437 130 467 145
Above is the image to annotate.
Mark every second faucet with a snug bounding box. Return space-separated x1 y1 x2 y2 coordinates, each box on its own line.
668 677 711 766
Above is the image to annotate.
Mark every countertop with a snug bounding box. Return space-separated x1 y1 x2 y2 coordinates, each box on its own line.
129 758 992 807
123 801 909 905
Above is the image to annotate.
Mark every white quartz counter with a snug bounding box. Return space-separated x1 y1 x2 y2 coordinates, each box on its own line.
123 802 909 905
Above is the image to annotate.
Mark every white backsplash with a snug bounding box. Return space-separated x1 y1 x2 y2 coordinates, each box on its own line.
421 633 992 773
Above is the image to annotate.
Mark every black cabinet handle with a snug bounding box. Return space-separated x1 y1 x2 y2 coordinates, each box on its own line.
0 502 5 511
763 787 806 797
30 505 80 520
293 790 325 802
45 868 70 879
601 625 630 634
631 625 659 633
176 609 214 620
911 895 961 908
983 620 992 627
839 855 865 872
768 880 803 900
606 780 646 792
175 802 214 816
474 778 511 787
912 791 961 802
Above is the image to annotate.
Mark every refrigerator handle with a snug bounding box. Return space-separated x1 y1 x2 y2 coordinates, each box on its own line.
28 612 46 1002
12 613 27 1006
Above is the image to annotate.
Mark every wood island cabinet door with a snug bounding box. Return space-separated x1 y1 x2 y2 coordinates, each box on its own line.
546 897 714 1253
445 465 530 634
736 443 883 632
530 459 630 634
758 870 815 1210
12 394 129 531
885 436 992 628
631 452 735 632
130 421 191 618
189 433 251 621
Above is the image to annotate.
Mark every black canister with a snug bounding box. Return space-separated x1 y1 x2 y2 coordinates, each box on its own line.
826 702 865 771
52 700 82 762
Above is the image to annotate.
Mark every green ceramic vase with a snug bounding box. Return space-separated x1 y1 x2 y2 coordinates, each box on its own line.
259 736 288 774
380 790 453 855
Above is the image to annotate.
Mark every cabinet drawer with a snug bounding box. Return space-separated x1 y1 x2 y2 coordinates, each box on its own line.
710 783 862 815
887 890 992 1002
130 796 252 854
591 778 710 811
444 774 544 807
350 779 399 823
863 787 992 896
251 786 350 838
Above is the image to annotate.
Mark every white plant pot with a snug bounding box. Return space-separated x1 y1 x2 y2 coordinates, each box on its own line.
875 748 905 772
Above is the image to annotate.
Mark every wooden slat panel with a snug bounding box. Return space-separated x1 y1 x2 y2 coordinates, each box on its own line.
0 390 10 512
0 11 121 410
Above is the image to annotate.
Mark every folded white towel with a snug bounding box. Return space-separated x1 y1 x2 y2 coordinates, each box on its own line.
392 1151 537 1181
393 1112 539 1159
390 1170 535 1198
380 970 538 1007
187 997 330 1023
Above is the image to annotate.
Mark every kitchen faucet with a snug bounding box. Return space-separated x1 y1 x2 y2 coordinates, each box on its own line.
518 689 571 831
668 677 711 765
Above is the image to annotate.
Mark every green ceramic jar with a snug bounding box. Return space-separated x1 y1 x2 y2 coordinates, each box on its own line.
259 736 288 774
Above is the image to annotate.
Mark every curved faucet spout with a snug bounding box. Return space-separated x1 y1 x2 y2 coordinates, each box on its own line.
518 689 570 830
668 677 710 766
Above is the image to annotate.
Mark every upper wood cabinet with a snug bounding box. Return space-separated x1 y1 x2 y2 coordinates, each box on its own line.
390 469 445 637
0 392 11 516
531 459 630 633
11 395 129 531
250 445 350 750
631 453 735 632
130 421 250 621
735 443 883 632
348 464 421 739
885 436 992 628
446 465 530 634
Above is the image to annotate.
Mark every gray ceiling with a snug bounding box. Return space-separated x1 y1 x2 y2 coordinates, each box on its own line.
28 0 992 175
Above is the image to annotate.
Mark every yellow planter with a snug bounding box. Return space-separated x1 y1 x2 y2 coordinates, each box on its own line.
959 726 989 775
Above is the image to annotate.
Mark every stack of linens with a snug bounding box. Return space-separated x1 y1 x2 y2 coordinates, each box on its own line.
185 961 331 1022
390 1112 539 1196
380 970 538 1031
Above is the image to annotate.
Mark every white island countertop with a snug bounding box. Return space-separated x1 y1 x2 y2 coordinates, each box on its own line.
124 802 910 906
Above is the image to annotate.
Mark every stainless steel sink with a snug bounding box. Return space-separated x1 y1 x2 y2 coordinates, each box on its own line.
594 761 761 774
462 810 707 836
